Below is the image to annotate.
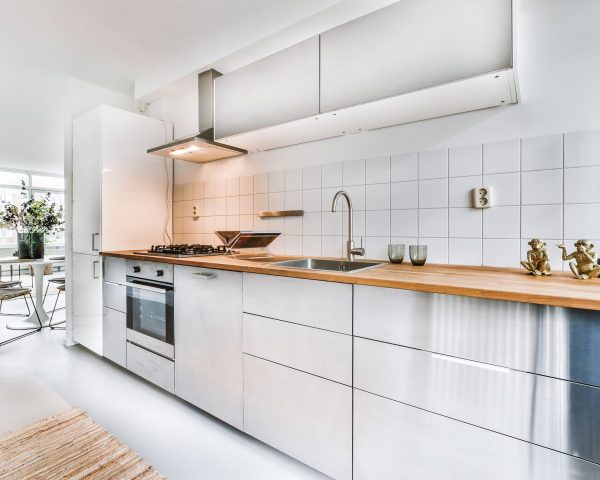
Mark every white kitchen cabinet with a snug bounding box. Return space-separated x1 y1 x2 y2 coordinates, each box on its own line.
174 266 243 429
242 273 352 334
214 36 319 139
102 307 126 367
243 313 352 385
72 253 103 355
244 355 352 480
71 106 171 353
320 0 512 112
127 342 174 393
73 105 172 254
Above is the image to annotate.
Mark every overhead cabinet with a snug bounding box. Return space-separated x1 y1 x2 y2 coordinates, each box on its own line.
319 0 513 112
214 0 516 152
214 36 319 140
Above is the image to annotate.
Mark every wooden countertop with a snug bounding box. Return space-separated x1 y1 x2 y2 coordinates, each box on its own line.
102 250 600 311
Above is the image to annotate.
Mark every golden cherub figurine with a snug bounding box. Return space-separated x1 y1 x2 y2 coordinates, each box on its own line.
557 240 600 280
521 239 551 276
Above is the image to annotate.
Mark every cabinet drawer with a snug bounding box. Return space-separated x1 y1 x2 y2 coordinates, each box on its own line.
354 285 600 387
102 307 126 367
126 342 174 393
103 257 126 284
354 389 599 480
243 313 351 385
355 337 600 464
243 273 352 334
102 281 125 313
244 355 352 480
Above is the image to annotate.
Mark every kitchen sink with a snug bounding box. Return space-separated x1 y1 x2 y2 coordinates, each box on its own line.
273 258 382 273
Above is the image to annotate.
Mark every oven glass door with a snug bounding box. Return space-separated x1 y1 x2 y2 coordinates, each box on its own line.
126 276 174 346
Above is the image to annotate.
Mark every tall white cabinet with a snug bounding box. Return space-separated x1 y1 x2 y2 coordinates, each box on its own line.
72 105 172 354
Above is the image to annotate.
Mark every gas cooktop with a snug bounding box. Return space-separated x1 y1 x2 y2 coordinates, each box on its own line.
133 244 228 258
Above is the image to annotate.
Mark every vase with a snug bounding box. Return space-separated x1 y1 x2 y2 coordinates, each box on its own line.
17 232 45 259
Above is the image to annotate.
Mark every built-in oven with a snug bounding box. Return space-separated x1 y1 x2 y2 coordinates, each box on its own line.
125 262 174 360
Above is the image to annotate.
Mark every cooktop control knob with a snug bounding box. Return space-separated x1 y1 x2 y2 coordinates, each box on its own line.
132 266 141 273
156 270 164 277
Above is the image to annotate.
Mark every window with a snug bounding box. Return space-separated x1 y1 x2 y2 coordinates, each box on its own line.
0 169 65 256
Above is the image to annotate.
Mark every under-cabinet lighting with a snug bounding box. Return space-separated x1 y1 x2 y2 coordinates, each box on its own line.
170 145 204 156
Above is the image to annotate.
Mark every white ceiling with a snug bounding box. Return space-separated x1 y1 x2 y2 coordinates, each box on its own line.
0 0 344 93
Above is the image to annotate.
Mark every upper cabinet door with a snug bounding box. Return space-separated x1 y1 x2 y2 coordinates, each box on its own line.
214 36 320 140
73 109 102 255
320 0 513 112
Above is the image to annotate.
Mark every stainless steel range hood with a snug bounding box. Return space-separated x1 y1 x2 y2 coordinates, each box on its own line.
147 69 247 162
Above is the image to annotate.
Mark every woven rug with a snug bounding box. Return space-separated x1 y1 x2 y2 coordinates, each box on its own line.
0 407 165 479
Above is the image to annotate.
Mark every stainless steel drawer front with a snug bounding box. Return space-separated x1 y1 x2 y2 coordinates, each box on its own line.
354 285 600 387
354 389 600 480
355 337 600 464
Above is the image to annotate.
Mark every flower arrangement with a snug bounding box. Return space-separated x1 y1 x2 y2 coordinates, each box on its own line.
0 181 64 234
0 181 64 258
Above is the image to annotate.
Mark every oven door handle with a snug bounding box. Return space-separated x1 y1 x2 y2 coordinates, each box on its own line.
123 281 168 294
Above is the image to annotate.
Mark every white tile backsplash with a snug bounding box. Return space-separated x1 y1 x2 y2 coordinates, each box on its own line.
521 169 563 205
449 208 482 238
214 179 227 197
366 183 390 210
391 153 418 182
419 178 448 208
391 209 418 237
483 139 520 174
521 134 563 171
366 210 390 237
226 177 239 197
253 173 268 194
564 129 600 167
483 172 520 206
483 206 520 239
269 171 284 192
302 165 321 190
564 166 600 204
173 129 599 268
449 145 482 177
284 190 302 210
302 189 321 212
521 204 563 239
285 168 302 191
449 176 481 208
483 239 521 268
391 181 418 209
449 238 482 265
322 162 342 188
419 149 448 179
564 204 600 238
419 208 448 238
366 156 390 184
343 159 366 186
239 175 253 195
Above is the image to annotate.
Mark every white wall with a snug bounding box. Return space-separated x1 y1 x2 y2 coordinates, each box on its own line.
0 65 65 174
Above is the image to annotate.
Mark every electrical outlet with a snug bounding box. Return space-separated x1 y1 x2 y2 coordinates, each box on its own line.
471 186 492 209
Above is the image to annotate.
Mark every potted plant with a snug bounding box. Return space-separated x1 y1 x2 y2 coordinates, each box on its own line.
0 181 64 259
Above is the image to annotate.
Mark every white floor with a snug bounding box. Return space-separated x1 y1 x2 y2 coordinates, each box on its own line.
0 305 328 479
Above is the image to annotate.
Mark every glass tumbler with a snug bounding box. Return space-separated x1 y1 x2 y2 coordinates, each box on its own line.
409 245 428 266
388 244 405 264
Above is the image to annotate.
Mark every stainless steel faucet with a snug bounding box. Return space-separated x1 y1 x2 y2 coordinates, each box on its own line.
331 190 365 261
